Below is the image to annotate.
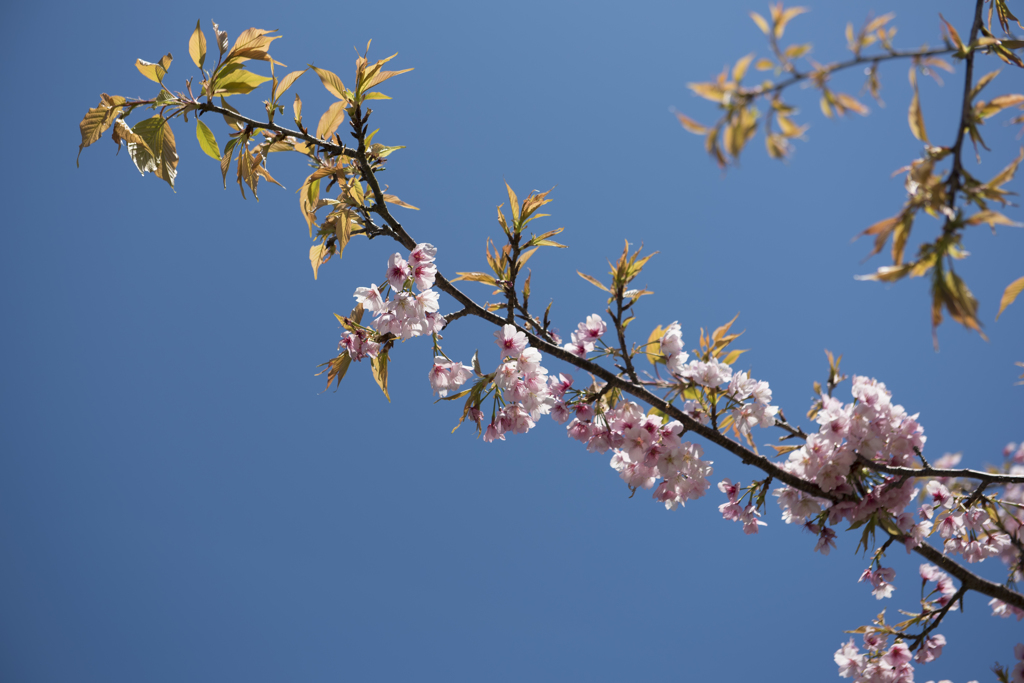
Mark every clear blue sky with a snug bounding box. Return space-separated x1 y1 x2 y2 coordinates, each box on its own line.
1 0 1021 681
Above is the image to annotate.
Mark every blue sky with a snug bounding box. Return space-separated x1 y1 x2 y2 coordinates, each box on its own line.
1 0 1022 681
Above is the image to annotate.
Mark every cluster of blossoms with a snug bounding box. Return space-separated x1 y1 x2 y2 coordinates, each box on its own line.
657 323 779 437
481 324 559 441
349 243 444 354
560 397 713 511
769 376 932 552
563 314 607 357
835 566 961 683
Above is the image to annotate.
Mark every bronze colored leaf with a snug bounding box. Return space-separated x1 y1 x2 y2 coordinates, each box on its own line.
310 65 348 100
674 111 708 134
316 101 347 141
273 69 306 102
371 349 390 402
577 271 609 292
77 96 124 166
451 272 497 285
997 276 1024 319
309 242 330 280
908 76 928 142
382 193 419 210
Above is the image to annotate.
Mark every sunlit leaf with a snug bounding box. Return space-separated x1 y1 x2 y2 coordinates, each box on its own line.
316 100 347 140
136 55 171 83
997 276 1024 319
674 111 709 134
383 193 418 210
750 11 770 34
273 69 306 102
452 272 497 285
310 65 348 100
129 116 178 189
196 120 220 160
371 349 390 402
213 68 272 96
189 20 207 69
577 271 609 291
76 95 124 166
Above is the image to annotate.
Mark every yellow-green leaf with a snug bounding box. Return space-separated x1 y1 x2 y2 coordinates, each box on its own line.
189 20 207 69
645 326 665 365
310 65 348 100
213 68 272 96
732 53 755 82
722 348 748 365
196 120 220 160
136 55 171 83
997 276 1024 319
750 11 770 34
129 116 178 190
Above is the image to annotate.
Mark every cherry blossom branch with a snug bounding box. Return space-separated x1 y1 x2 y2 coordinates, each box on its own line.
908 584 967 650
337 97 1024 615
856 456 1024 486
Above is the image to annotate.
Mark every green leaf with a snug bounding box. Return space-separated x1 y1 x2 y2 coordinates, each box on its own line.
212 68 272 96
196 120 220 160
189 20 207 69
129 116 178 189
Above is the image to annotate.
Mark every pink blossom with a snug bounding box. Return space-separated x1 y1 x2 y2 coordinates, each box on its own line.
495 324 528 358
574 314 607 343
835 638 864 678
386 253 411 289
353 284 387 313
659 322 684 356
411 262 437 291
408 242 437 266
914 634 945 664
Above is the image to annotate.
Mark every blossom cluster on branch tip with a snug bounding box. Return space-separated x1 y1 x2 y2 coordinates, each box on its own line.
340 243 443 363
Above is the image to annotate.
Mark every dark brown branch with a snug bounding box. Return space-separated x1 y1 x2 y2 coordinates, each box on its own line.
195 102 357 159
856 457 1024 486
